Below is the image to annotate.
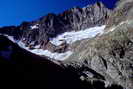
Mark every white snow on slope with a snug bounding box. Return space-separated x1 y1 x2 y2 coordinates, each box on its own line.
30 24 39 29
30 49 73 61
34 45 41 49
5 25 106 61
4 35 72 60
17 41 29 50
106 20 130 33
4 35 16 43
50 25 106 46
17 40 73 60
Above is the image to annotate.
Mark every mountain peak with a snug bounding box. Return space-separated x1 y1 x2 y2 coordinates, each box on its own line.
0 2 111 56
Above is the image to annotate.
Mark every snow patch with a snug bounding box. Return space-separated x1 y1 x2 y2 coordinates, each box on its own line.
4 35 16 43
50 25 106 46
30 41 35 45
107 20 130 33
34 45 40 49
29 49 73 60
17 41 72 60
4 34 72 61
17 41 29 50
30 24 39 29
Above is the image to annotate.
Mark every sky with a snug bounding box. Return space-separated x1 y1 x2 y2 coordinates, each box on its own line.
0 0 117 27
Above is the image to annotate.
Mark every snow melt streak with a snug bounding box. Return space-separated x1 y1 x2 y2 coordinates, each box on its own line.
50 25 106 46
30 49 73 61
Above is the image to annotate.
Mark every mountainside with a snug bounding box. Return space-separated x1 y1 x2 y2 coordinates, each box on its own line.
0 35 87 89
0 0 133 89
0 35 123 89
62 0 133 89
0 2 110 57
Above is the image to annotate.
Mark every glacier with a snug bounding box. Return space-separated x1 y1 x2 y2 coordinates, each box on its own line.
50 25 106 46
17 40 73 60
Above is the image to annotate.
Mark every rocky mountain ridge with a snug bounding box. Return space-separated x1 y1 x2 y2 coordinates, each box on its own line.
0 2 111 53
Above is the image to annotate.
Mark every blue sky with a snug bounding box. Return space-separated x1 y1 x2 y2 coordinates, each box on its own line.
0 0 117 27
